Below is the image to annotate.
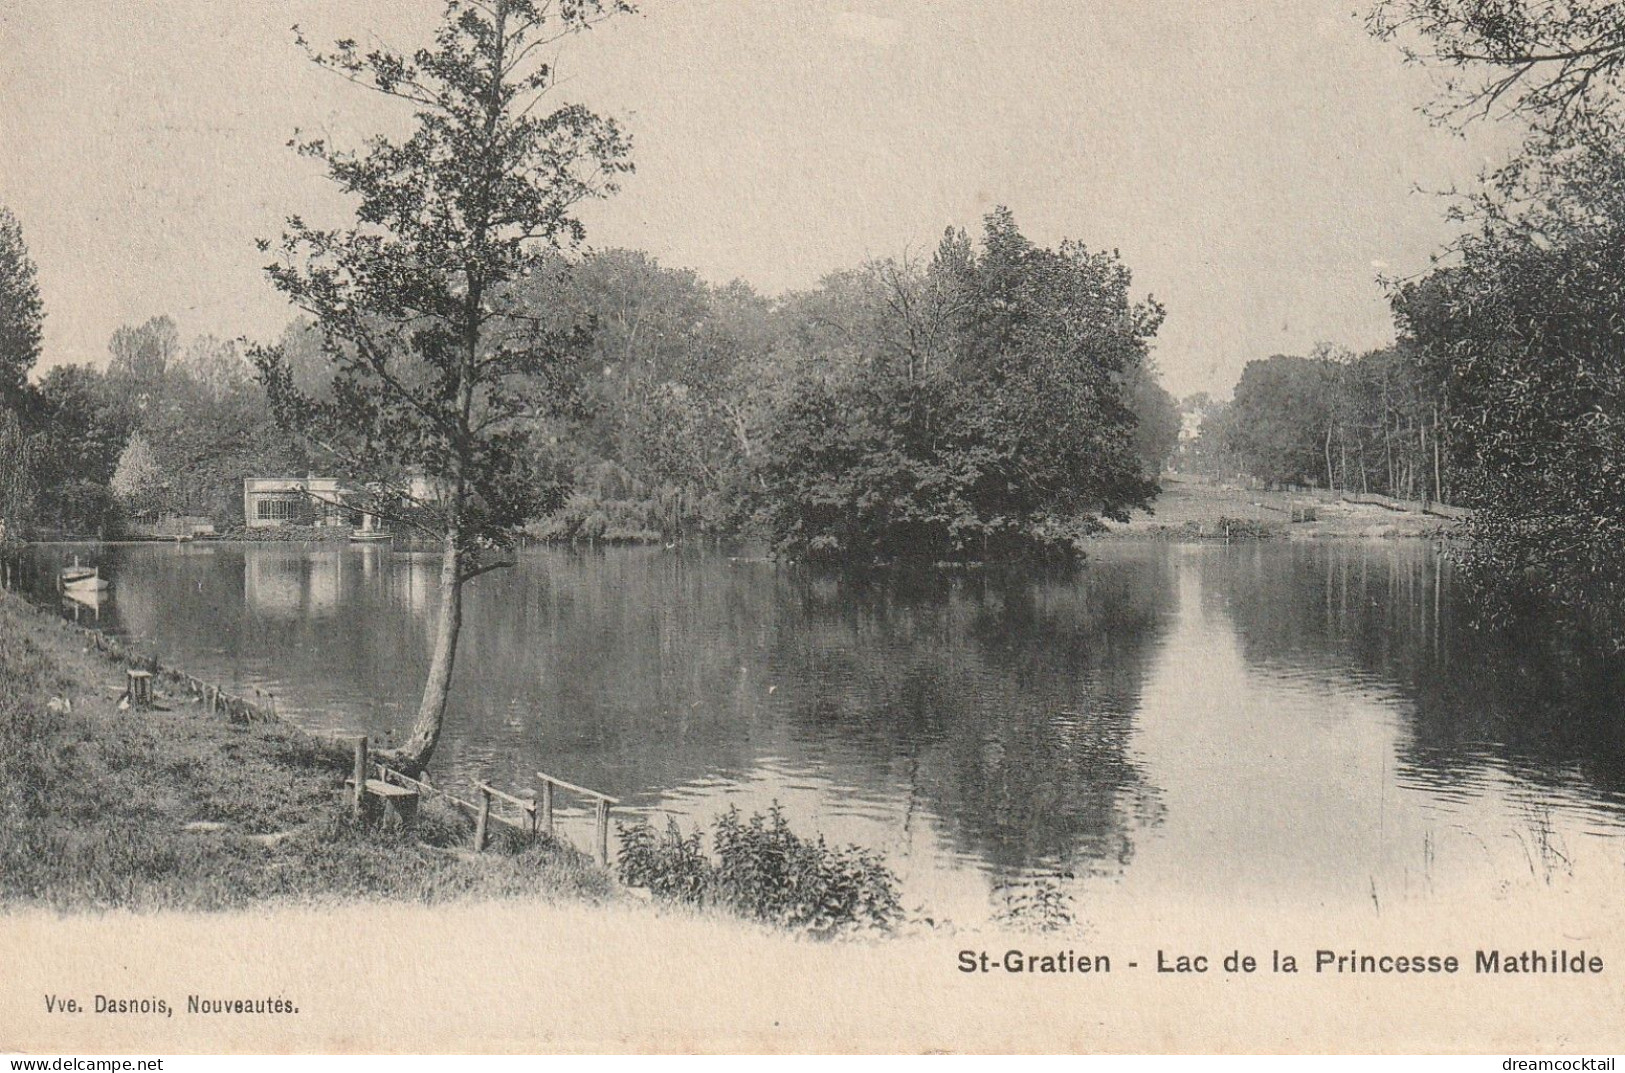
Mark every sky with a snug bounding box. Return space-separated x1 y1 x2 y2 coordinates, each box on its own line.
0 0 1515 399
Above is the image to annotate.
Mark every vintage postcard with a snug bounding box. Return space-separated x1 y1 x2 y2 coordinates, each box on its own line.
3 0 1625 1056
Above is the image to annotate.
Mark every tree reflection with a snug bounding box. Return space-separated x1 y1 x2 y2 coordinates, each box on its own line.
765 556 1174 875
1205 542 1625 811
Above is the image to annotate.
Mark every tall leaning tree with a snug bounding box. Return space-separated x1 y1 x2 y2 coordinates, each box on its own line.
255 0 633 776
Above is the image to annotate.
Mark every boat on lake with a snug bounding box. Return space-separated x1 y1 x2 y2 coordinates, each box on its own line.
59 559 111 593
62 582 106 612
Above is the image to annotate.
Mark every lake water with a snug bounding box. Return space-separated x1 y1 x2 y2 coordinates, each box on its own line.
17 540 1625 923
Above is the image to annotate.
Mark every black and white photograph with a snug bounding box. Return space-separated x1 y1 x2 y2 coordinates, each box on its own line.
2 0 1624 1057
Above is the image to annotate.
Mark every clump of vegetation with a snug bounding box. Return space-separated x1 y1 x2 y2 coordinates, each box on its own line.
214 523 350 544
617 805 902 939
1211 516 1277 541
991 875 1077 933
756 209 1165 563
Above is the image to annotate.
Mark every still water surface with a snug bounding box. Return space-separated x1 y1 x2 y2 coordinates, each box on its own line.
20 541 1625 922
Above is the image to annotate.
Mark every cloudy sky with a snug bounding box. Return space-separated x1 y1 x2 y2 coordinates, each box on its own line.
0 0 1513 397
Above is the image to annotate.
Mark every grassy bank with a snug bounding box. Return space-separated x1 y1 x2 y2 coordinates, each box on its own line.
0 588 613 913
1102 475 1454 540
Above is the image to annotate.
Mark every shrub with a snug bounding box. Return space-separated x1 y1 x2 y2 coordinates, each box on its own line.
991 875 1077 933
617 805 902 938
618 816 712 903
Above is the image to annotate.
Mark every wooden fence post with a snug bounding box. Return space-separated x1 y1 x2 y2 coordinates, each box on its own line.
521 792 538 842
126 669 153 711
350 735 368 820
540 778 554 838
474 785 492 853
595 798 610 867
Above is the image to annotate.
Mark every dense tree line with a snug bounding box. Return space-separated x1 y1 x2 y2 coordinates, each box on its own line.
1164 3 1625 641
0 207 42 544
0 214 1178 559
0 200 321 539
1387 127 1625 631
1202 342 1453 503
14 316 313 536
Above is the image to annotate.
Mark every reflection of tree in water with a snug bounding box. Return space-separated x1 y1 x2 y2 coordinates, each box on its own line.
767 557 1174 875
1207 543 1625 810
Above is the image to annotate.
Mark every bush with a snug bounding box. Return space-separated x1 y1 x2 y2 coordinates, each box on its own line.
618 817 712 903
991 875 1077 933
617 805 902 938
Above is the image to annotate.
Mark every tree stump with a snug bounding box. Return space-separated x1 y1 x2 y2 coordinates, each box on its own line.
126 670 153 711
364 779 419 827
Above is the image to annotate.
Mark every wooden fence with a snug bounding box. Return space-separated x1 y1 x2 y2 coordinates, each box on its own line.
344 736 620 865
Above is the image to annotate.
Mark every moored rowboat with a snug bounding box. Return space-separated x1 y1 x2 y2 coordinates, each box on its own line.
59 559 111 593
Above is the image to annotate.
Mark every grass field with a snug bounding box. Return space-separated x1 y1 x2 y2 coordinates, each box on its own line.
1104 476 1453 540
0 588 614 913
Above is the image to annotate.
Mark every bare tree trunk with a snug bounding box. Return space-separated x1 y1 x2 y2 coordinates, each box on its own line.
1324 424 1335 492
385 531 463 777
1433 404 1443 504
1418 419 1429 506
1386 422 1395 495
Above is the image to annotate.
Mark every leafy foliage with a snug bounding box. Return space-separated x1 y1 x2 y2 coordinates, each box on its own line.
1392 158 1625 634
991 875 1077 933
1371 2 1625 639
530 249 781 540
1213 344 1452 501
0 409 36 542
107 316 178 390
755 208 1163 561
617 805 903 938
0 206 42 410
1369 0 1625 135
1127 369 1180 477
255 0 630 559
109 433 166 515
1218 354 1340 487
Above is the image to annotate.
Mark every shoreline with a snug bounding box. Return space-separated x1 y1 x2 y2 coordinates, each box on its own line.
17 479 1463 556
0 585 618 915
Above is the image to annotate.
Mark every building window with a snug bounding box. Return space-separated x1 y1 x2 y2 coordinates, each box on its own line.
256 498 296 521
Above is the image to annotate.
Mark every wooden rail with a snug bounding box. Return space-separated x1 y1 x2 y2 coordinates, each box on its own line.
473 780 539 850
351 745 618 865
538 772 619 866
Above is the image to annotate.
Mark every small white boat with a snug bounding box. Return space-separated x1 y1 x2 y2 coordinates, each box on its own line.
59 558 111 593
350 529 393 543
63 584 105 611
